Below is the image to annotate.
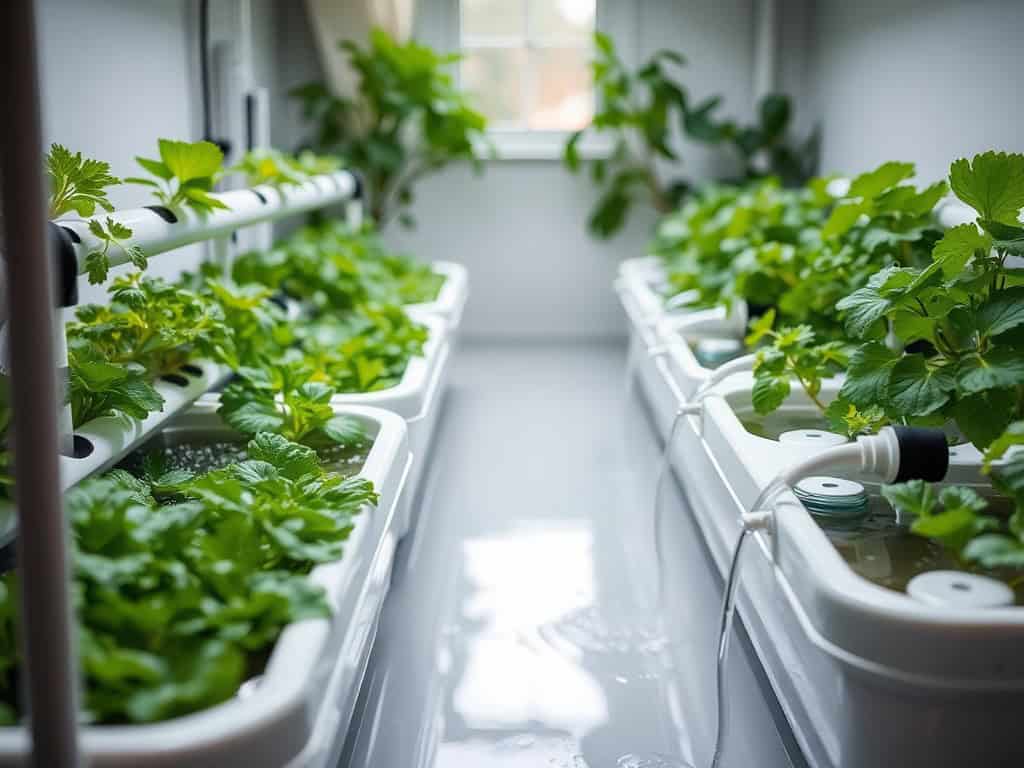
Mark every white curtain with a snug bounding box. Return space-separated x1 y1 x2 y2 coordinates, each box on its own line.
304 0 418 99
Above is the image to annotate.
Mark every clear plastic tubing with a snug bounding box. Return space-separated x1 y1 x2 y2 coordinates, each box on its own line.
653 407 695 605
709 478 787 768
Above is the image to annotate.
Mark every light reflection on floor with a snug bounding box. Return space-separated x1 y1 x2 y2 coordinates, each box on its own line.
443 523 607 751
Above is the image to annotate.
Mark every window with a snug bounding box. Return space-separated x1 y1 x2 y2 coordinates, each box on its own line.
459 0 598 155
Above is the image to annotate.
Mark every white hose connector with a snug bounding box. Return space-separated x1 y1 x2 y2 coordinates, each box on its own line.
692 353 758 399
661 301 749 338
665 289 701 310
741 509 774 532
777 427 902 487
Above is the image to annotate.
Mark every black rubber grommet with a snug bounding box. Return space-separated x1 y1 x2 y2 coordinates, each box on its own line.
746 302 775 320
145 205 178 223
160 373 189 387
348 169 364 201
251 189 268 205
893 426 949 483
48 222 78 307
59 225 81 244
180 363 204 377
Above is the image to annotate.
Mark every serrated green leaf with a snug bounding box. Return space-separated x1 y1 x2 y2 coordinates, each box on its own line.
881 479 936 518
836 285 890 339
821 201 868 239
246 433 320 480
838 342 899 407
951 388 1016 450
158 139 224 183
963 534 1024 569
930 224 992 278
222 401 284 435
322 415 367 445
751 373 789 414
949 151 1024 225
887 355 956 416
955 349 1024 394
847 161 916 200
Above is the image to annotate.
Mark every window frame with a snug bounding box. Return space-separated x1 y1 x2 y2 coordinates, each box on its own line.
433 0 637 160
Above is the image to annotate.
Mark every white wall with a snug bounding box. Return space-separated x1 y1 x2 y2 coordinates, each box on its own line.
381 0 762 340
807 0 1024 182
37 0 202 304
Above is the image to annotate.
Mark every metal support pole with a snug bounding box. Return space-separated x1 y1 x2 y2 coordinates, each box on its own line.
0 1 82 766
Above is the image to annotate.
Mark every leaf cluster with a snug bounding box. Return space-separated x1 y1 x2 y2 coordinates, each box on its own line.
127 139 229 215
882 421 1024 570
747 309 850 415
0 433 377 724
291 27 489 227
46 143 121 219
231 148 341 188
835 152 1024 449
564 33 817 239
656 161 944 337
234 221 444 310
219 364 369 450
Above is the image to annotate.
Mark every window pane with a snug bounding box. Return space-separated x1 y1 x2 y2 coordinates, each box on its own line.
528 0 595 44
462 47 526 126
528 47 593 130
461 0 524 39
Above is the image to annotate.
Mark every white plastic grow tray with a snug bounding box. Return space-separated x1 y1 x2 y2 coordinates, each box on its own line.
0 359 229 548
659 377 1021 768
405 261 468 334
0 401 411 768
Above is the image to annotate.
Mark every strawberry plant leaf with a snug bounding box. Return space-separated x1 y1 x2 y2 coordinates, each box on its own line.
949 151 1024 225
886 355 956 416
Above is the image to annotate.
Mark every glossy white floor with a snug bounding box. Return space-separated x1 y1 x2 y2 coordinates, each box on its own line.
341 342 804 768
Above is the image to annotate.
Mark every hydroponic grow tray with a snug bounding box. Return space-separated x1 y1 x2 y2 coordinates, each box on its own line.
0 402 411 768
619 263 1024 767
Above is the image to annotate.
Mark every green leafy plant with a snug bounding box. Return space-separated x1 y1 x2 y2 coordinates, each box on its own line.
565 33 817 239
564 33 690 237
45 144 147 285
883 421 1024 573
746 309 850 415
291 28 489 226
66 343 164 428
0 433 377 724
234 221 443 309
46 143 121 219
82 218 147 285
231 148 341 189
126 139 229 215
656 161 944 338
684 93 818 188
218 363 368 449
834 152 1024 449
67 272 238 380
231 148 309 187
295 304 429 393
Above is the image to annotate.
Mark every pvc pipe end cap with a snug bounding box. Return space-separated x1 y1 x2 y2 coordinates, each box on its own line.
907 571 1014 609
778 429 848 447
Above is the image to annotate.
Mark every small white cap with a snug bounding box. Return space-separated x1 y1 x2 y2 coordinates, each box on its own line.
907 571 1014 609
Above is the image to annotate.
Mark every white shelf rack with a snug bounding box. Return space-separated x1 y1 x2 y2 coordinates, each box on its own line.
0 3 364 760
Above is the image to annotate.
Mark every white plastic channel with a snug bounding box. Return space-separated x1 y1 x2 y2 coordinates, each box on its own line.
672 386 1024 767
0 360 229 548
0 403 411 768
56 172 358 272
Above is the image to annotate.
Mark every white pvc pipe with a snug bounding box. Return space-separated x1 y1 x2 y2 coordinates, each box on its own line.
58 171 358 274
